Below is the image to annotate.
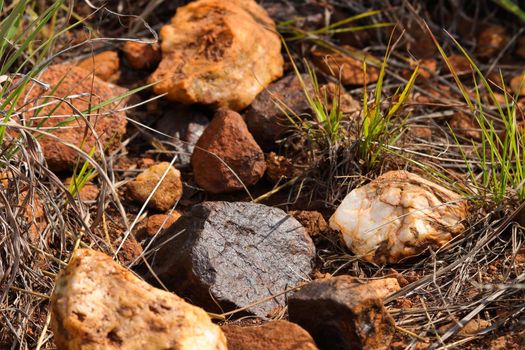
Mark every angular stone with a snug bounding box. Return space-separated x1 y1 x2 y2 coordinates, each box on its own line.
244 74 313 150
19 64 128 172
144 211 182 238
289 210 327 237
311 46 379 85
192 109 266 194
122 41 161 70
127 162 183 211
329 170 468 264
77 51 120 82
50 249 227 350
149 0 283 111
150 201 316 317
154 107 209 168
222 320 319 350
288 275 395 350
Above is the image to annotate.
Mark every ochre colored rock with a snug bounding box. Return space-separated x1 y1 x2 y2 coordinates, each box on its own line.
477 25 507 59
222 320 319 350
311 46 379 85
77 51 120 82
449 112 481 140
149 0 283 110
265 152 303 183
288 275 395 350
289 210 328 237
145 211 182 238
127 162 183 211
511 74 525 96
329 170 468 264
446 55 472 76
20 64 127 172
192 109 266 193
122 41 161 70
50 249 226 350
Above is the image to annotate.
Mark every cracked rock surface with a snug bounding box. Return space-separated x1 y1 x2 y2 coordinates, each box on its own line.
149 0 283 110
50 249 227 350
150 201 316 317
330 170 468 264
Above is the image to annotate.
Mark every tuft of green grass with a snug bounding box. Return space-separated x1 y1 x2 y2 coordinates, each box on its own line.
493 0 525 22
428 25 525 204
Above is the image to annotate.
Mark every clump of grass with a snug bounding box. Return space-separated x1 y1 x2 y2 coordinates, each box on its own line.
429 26 525 205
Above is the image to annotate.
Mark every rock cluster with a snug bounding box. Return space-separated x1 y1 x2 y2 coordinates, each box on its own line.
50 249 227 350
149 0 283 110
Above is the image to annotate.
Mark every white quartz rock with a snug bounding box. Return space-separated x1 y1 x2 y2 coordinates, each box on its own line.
329 171 468 263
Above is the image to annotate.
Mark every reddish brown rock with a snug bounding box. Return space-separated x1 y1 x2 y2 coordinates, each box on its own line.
446 55 472 76
288 276 395 350
222 320 319 350
409 126 432 139
127 162 183 211
449 112 481 140
289 210 328 237
149 0 283 110
192 110 266 193
122 41 161 70
311 46 379 85
244 74 314 150
77 51 120 82
145 211 182 238
265 152 304 183
50 249 227 350
516 36 525 60
20 64 127 172
511 74 525 96
477 25 507 59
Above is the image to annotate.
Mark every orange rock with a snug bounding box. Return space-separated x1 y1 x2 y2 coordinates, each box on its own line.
50 249 227 350
311 46 379 85
511 74 525 96
477 25 507 58
289 210 328 237
19 64 128 172
145 211 182 238
77 51 120 82
265 152 303 183
446 55 472 75
449 112 481 140
149 0 283 111
122 41 161 70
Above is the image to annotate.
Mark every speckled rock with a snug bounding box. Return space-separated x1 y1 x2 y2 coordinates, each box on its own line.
222 320 319 350
329 170 468 264
150 201 316 317
192 109 266 194
288 276 395 350
19 64 127 172
127 162 183 211
50 249 227 350
77 51 120 82
149 0 283 110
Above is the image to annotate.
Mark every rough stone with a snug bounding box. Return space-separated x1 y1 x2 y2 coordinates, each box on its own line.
511 74 525 96
311 46 379 85
149 0 283 111
477 25 507 59
288 275 395 350
449 112 481 140
192 109 266 194
154 107 209 168
222 320 319 350
50 249 227 350
150 201 316 317
446 55 472 76
265 152 303 183
77 51 120 82
329 170 468 264
127 162 183 211
244 74 313 150
122 41 161 70
19 64 128 172
289 210 328 237
144 211 182 238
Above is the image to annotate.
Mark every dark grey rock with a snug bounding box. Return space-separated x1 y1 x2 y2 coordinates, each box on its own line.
244 74 313 150
288 276 395 350
150 201 316 317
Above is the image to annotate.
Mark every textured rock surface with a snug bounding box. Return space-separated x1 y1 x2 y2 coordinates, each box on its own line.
244 74 313 150
128 162 183 211
265 152 303 183
50 249 227 350
288 275 395 350
151 201 316 317
289 210 328 237
477 25 507 58
330 170 468 263
77 51 120 82
122 41 161 70
144 211 182 238
311 46 379 85
20 64 127 172
149 0 283 110
192 109 266 193
222 320 319 350
449 112 481 140
511 74 525 96
154 107 209 168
